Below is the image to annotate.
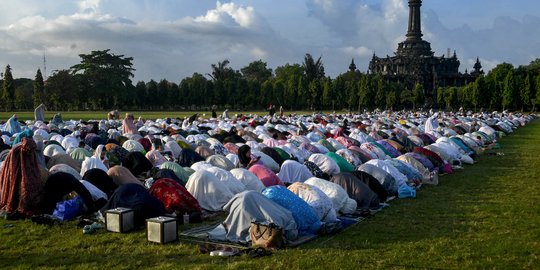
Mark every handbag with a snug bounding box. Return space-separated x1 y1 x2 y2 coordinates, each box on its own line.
250 222 285 249
52 196 83 221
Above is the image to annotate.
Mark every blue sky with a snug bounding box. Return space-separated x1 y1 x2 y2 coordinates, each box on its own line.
0 0 539 82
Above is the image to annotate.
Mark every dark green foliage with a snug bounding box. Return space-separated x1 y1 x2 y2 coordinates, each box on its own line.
1 65 14 111
4 52 540 112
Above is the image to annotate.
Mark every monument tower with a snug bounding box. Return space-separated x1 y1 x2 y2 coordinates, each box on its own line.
368 0 479 104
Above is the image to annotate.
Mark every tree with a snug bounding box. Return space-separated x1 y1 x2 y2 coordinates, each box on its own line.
303 53 325 83
45 70 78 110
70 49 135 109
2 65 14 111
308 79 321 110
358 75 370 112
436 87 445 109
445 87 458 111
471 76 488 111
209 59 235 82
532 75 540 112
502 70 516 110
521 74 532 111
373 74 385 108
33 68 45 108
386 89 397 110
412 83 425 110
241 60 272 83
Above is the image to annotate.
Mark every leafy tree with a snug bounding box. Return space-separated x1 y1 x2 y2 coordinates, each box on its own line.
502 70 516 110
209 59 235 82
445 87 458 111
45 70 78 111
14 79 33 110
146 80 158 110
275 64 304 109
471 76 488 111
32 69 45 108
373 74 385 108
386 89 397 110
2 65 14 111
70 49 135 109
358 75 370 112
241 60 272 83
303 53 325 83
521 74 532 111
532 74 540 112
308 79 321 110
486 63 514 110
436 87 445 109
412 83 425 110
345 80 357 110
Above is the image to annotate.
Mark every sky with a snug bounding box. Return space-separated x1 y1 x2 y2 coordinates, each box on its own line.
0 0 539 82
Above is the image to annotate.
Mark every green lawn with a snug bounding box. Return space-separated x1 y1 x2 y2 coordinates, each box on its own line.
1 120 539 269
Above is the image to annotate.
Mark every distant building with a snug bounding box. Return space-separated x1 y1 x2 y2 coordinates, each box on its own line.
368 0 483 104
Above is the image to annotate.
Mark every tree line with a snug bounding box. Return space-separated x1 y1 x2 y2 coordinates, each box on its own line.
1 49 540 112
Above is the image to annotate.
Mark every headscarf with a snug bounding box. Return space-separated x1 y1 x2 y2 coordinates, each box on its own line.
248 164 284 187
329 173 381 209
262 186 321 235
70 147 92 161
159 162 190 184
122 114 138 135
41 172 96 214
123 152 153 176
153 169 183 186
107 166 143 186
185 170 234 212
0 138 45 217
149 178 201 215
80 156 108 176
177 148 205 167
230 168 266 193
138 138 152 152
277 160 313 184
3 115 22 134
101 183 165 228
145 149 167 167
83 168 118 198
195 145 215 159
288 182 337 222
206 155 235 171
46 153 82 172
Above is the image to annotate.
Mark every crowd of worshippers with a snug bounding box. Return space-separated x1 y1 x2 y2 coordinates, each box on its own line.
0 109 536 243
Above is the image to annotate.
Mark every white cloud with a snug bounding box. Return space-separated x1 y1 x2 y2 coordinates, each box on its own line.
341 46 371 57
79 0 101 13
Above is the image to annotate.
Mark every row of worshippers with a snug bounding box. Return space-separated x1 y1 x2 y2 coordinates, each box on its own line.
0 110 535 244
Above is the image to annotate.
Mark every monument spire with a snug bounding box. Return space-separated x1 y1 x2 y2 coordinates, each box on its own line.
406 0 423 41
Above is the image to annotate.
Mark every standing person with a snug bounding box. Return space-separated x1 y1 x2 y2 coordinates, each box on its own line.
0 138 47 218
223 109 230 119
211 105 218 118
122 113 138 135
34 104 46 122
279 106 284 118
2 115 22 134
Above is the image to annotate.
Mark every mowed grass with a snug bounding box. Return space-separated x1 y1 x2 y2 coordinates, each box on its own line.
1 120 539 269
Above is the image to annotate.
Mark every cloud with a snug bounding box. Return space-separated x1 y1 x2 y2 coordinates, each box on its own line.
0 1 296 81
307 0 540 74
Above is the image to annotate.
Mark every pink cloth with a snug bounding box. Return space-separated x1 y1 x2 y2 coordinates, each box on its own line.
122 118 138 135
248 164 284 187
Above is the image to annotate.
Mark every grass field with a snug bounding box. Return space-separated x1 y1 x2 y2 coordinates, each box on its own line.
1 120 539 269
